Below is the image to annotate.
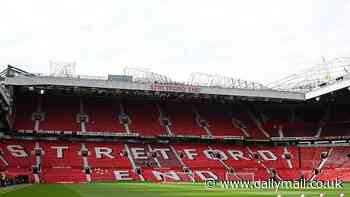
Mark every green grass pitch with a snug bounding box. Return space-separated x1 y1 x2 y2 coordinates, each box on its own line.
0 182 349 197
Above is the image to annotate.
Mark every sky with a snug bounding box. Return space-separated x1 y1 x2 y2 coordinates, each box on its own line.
0 0 349 84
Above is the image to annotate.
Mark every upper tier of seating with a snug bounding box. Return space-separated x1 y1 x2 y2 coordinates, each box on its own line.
84 98 124 132
124 102 165 136
13 95 350 138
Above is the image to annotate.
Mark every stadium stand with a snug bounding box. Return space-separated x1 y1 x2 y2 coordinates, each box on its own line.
7 92 350 183
3 65 350 184
3 138 350 183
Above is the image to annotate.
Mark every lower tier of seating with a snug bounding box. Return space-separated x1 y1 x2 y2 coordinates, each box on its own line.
1 139 350 183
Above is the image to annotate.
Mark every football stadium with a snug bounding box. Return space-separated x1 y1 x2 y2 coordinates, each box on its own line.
0 60 350 197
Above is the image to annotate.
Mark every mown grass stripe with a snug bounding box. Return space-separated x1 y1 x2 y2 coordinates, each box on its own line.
0 182 348 197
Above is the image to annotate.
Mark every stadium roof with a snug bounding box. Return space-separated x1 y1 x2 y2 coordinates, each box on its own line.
269 57 350 92
4 74 304 101
1 61 350 102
